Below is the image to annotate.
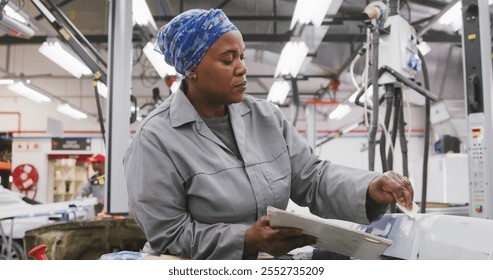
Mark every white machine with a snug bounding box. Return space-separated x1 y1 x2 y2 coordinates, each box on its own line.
359 213 493 259
377 5 421 85
285 211 493 259
461 0 493 219
0 187 96 259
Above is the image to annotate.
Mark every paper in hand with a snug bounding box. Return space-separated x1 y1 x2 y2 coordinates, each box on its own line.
396 201 420 218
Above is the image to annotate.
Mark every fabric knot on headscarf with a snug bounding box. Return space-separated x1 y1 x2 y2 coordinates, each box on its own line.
154 9 238 76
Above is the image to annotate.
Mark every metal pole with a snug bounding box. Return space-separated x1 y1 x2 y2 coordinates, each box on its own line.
106 0 132 214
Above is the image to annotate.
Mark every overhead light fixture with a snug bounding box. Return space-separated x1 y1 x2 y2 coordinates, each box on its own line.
0 79 14 85
0 1 36 39
4 5 28 24
417 41 431 56
290 0 343 30
438 2 460 25
329 104 351 120
0 12 35 39
275 41 309 78
143 41 177 78
7 80 51 103
438 2 462 31
38 38 92 78
341 122 360 134
267 80 291 104
56 103 88 120
437 1 493 32
96 81 108 99
133 0 158 33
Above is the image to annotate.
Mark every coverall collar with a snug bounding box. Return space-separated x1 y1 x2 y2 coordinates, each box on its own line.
170 86 251 128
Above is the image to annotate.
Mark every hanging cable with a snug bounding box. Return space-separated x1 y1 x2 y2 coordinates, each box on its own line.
349 44 367 91
368 28 380 171
396 87 409 177
418 49 431 214
290 77 300 127
363 27 372 128
380 84 395 172
387 89 401 170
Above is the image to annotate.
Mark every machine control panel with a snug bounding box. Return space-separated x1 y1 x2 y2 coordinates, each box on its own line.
462 0 493 219
468 118 489 218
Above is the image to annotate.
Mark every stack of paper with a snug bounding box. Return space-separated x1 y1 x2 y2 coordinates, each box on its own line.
267 206 393 260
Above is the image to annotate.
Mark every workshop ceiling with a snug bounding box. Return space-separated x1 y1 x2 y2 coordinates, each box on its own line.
0 0 483 125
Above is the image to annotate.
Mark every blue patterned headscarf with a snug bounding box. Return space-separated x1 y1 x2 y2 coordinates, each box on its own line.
154 9 238 76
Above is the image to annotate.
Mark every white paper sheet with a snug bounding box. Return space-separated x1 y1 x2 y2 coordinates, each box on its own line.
267 206 393 260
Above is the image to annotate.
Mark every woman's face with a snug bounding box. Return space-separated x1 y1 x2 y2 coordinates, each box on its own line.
191 30 248 107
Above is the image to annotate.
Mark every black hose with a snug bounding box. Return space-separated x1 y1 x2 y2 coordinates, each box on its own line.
290 78 300 127
368 29 380 171
387 92 401 169
418 50 431 214
380 84 394 172
388 0 400 16
396 87 409 177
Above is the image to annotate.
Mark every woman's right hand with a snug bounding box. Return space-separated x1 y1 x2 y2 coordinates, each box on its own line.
243 216 317 258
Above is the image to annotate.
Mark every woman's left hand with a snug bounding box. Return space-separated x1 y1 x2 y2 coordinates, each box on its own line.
367 171 414 210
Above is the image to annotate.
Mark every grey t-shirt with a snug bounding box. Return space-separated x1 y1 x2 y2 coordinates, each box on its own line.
203 114 242 160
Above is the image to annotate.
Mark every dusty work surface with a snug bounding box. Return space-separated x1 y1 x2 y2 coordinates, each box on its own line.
24 218 146 260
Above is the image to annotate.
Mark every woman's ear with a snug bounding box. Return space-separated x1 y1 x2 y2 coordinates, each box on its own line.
188 73 197 80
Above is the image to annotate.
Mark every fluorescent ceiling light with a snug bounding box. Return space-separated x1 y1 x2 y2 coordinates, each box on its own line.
133 0 158 32
438 2 460 25
329 104 351 120
341 122 360 134
96 81 108 99
267 80 291 104
4 5 28 24
291 0 315 28
0 79 14 85
39 38 92 78
438 2 462 31
417 41 431 56
290 0 342 30
7 81 51 103
0 10 35 39
275 41 309 78
57 104 88 120
143 41 177 78
438 0 493 31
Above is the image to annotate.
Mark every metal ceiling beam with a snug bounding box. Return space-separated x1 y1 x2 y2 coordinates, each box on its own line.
153 15 362 23
322 33 461 43
154 15 293 22
409 0 447 10
216 0 233 9
0 31 461 45
33 0 74 21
